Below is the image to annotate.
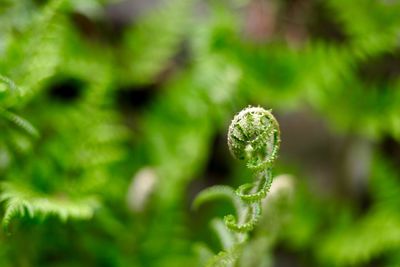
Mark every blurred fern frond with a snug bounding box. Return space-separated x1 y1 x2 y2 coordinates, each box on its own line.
1 0 67 105
318 156 400 266
0 182 99 227
121 0 193 85
0 108 39 138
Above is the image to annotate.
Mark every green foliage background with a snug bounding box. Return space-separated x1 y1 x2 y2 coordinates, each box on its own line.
1 0 400 266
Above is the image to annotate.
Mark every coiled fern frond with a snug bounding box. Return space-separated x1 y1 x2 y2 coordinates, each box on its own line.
194 106 281 265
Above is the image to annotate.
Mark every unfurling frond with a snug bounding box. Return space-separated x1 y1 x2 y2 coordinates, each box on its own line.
194 106 281 266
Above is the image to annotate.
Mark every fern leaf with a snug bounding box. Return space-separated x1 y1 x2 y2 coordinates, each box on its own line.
0 182 99 228
193 185 246 219
0 74 21 106
210 218 236 250
2 196 33 227
206 243 243 267
318 211 400 266
3 0 66 102
122 0 192 84
0 74 17 93
193 243 214 267
0 108 39 138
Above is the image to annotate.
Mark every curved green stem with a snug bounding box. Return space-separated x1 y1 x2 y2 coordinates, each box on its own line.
236 169 273 203
224 202 261 233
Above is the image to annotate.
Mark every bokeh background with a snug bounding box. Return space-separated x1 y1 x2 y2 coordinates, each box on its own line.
1 0 400 266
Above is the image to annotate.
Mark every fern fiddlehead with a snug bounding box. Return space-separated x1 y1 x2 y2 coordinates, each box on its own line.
224 106 280 232
194 106 281 265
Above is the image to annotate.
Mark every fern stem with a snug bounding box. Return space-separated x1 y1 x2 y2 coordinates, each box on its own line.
236 169 273 203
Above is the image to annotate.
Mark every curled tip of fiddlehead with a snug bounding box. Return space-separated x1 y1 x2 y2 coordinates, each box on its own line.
227 106 280 170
